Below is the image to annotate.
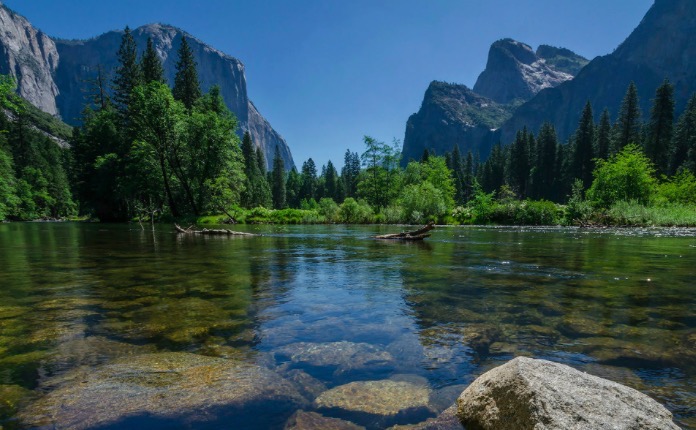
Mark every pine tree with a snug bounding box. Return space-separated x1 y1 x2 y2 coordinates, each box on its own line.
613 82 642 153
299 158 318 202
341 149 360 198
645 79 675 174
271 146 286 209
573 101 595 189
532 122 559 200
285 167 301 208
173 36 201 110
670 94 696 174
141 37 165 84
596 108 611 161
462 151 475 203
256 147 267 174
113 26 142 113
450 145 465 204
323 160 339 201
507 129 530 197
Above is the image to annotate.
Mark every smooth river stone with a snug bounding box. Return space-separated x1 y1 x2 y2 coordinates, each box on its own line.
457 356 679 430
284 410 365 430
19 352 307 429
275 341 395 377
314 380 433 424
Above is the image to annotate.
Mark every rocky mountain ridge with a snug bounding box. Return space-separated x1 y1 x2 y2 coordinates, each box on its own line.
499 0 696 145
0 3 294 169
403 39 586 162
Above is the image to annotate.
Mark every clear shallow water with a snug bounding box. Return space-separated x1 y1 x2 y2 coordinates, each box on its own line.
0 223 694 429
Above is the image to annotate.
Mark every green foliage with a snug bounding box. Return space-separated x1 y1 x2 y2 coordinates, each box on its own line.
587 144 656 208
317 197 340 222
612 81 642 153
400 181 448 223
271 146 286 209
645 79 674 175
358 136 401 209
338 197 374 224
565 179 593 224
141 37 165 84
656 170 696 205
468 185 496 224
0 144 18 220
605 201 696 227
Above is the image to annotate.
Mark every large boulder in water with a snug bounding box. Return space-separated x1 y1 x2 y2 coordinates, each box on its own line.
456 356 679 430
19 352 307 429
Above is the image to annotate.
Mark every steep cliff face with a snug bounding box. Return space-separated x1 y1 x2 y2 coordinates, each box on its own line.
500 0 696 145
55 24 293 169
0 4 59 115
401 81 512 164
473 39 583 104
0 4 294 170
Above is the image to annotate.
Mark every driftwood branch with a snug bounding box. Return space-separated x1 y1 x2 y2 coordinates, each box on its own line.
174 223 256 236
374 222 435 240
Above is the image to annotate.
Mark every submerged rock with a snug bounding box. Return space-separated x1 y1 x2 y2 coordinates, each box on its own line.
389 405 463 430
275 341 395 379
19 352 307 429
314 380 434 427
284 410 365 430
456 356 679 430
0 384 33 420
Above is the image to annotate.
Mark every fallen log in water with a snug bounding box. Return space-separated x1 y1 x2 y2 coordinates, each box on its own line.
373 222 435 240
174 223 256 236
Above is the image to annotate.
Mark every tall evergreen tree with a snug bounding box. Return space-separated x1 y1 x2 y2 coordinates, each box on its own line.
450 145 465 205
240 131 271 208
462 151 475 203
481 143 505 193
141 37 165 84
670 94 696 174
173 36 201 110
596 108 611 161
299 158 318 202
341 149 360 198
573 101 595 188
645 79 675 174
613 81 642 153
271 146 286 209
531 122 559 200
322 160 339 201
285 167 302 208
507 129 531 197
113 26 142 114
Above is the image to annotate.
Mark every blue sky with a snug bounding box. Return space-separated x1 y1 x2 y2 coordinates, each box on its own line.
4 0 653 169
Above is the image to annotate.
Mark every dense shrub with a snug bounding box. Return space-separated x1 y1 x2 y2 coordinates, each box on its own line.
587 145 656 208
339 198 374 224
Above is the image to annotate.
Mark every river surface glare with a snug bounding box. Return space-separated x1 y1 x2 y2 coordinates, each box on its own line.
0 223 694 429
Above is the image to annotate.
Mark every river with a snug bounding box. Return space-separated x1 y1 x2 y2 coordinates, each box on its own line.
0 223 694 429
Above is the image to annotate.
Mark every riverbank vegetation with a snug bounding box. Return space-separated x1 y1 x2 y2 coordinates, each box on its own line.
1 28 695 226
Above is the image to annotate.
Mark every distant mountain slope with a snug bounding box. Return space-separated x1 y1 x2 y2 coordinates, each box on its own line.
499 0 696 144
0 3 294 169
401 81 512 163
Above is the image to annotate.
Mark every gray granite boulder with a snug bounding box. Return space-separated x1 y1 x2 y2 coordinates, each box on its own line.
456 356 679 430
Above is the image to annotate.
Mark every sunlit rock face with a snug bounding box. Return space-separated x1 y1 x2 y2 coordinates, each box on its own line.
0 4 295 170
0 4 60 115
473 39 583 104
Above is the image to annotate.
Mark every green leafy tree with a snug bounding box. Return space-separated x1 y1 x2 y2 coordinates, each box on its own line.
587 144 656 208
129 81 186 216
173 36 201 110
357 136 401 208
240 131 271 208
0 144 18 219
271 145 286 209
645 79 674 175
